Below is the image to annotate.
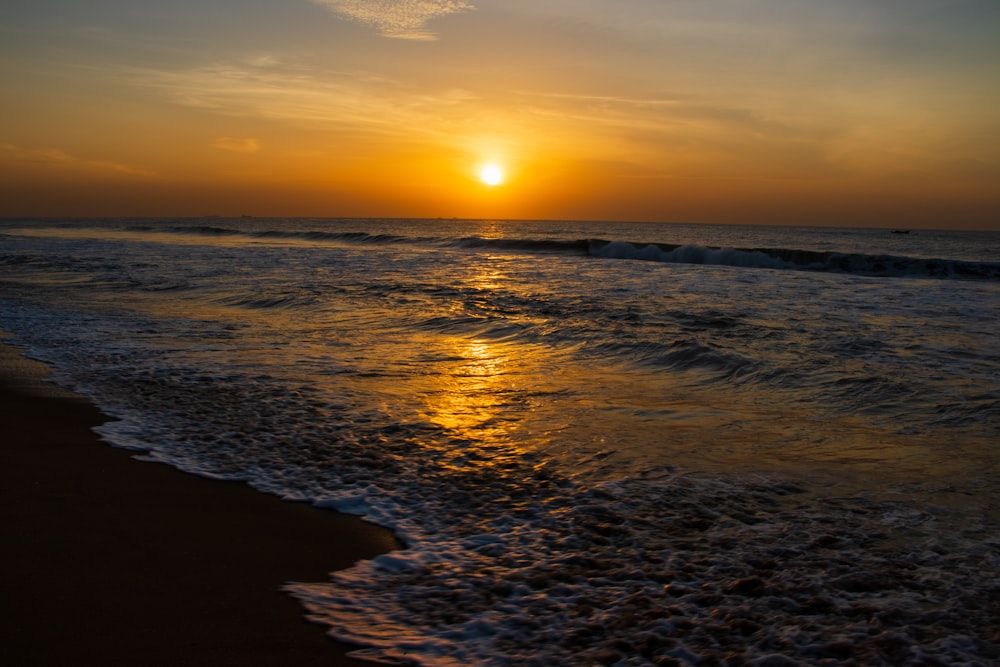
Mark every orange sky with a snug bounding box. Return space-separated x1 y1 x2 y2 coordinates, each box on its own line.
2 0 998 228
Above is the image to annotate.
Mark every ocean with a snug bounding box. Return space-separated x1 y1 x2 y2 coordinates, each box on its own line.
1 217 998 665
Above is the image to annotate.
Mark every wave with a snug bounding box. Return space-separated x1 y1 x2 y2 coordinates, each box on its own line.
587 240 1000 281
123 224 1000 281
213 293 318 311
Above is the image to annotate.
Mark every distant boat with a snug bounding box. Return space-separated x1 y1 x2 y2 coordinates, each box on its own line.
891 229 911 234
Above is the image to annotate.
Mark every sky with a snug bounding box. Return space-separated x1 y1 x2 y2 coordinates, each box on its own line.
1 0 998 228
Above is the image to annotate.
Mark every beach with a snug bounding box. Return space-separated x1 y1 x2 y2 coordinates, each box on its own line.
0 341 399 666
2 218 997 664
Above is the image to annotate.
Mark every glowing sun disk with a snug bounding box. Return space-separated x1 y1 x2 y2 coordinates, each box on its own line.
480 164 503 186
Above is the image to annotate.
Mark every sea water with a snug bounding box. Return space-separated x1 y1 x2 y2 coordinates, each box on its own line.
1 218 998 665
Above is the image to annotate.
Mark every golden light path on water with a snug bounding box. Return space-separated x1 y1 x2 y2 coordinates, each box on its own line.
421 339 505 433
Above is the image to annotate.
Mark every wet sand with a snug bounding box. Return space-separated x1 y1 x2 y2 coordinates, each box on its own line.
0 341 400 666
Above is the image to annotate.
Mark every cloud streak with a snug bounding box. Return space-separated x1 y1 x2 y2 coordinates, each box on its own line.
115 59 478 143
212 137 261 153
311 0 474 40
0 143 157 178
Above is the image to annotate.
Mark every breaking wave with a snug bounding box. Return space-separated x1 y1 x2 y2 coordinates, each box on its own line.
588 240 1000 281
121 224 1000 281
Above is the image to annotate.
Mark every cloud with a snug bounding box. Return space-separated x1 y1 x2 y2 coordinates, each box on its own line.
211 137 261 153
116 60 478 143
311 0 474 40
0 143 157 177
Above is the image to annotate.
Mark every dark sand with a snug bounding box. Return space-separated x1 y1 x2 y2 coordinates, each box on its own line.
0 341 400 666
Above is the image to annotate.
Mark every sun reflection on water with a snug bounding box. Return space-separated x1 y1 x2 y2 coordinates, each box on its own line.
420 337 512 436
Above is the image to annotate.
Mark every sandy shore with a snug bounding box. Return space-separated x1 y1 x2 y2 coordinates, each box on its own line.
0 340 400 666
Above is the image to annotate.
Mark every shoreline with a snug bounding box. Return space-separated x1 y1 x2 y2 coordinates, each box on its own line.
0 340 400 665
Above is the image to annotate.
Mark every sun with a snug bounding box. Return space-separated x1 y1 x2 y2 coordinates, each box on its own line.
480 163 504 186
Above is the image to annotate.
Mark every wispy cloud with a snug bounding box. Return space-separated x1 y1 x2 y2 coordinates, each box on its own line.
114 59 478 143
211 137 261 153
0 143 157 177
311 0 474 40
